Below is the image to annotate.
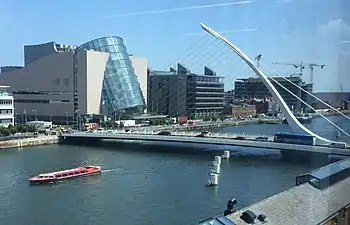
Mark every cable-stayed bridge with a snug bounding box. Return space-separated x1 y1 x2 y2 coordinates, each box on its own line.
61 23 350 156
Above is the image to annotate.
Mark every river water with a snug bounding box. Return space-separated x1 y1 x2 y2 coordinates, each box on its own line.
0 116 348 225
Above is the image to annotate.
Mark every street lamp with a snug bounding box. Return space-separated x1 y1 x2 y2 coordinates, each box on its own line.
32 109 37 121
65 112 68 125
50 115 52 122
75 109 82 131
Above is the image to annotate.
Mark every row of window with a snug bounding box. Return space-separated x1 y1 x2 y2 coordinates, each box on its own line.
0 100 12 105
14 99 70 104
0 109 12 114
13 91 70 95
0 119 13 124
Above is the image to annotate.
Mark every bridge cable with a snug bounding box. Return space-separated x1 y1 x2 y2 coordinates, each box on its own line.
197 25 350 141
246 53 350 121
149 33 239 122
264 76 350 138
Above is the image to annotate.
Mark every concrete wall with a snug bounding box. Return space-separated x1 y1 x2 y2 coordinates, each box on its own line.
130 56 148 106
76 50 109 115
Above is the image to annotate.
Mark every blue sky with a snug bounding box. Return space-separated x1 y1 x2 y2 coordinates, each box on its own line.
0 0 349 92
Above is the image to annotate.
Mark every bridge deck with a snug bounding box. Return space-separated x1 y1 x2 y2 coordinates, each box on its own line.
61 133 350 156
226 176 350 225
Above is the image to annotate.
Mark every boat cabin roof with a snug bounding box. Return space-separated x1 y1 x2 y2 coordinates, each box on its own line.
38 166 93 177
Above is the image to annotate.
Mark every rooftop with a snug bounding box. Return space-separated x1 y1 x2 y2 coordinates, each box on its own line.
226 176 350 225
309 157 350 180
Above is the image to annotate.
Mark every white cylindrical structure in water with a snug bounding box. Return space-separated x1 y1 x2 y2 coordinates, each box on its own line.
209 173 219 186
212 163 221 174
215 155 222 165
223 150 230 159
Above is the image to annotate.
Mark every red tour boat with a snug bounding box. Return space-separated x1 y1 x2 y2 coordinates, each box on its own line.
28 165 102 184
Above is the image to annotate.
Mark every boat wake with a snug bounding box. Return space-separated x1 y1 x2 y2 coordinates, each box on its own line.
101 168 120 173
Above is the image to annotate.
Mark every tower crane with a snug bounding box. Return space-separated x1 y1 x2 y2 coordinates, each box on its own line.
272 61 325 84
255 54 262 68
307 63 325 84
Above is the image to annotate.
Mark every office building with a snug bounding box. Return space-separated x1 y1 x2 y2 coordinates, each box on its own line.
0 86 14 127
234 76 313 112
147 64 225 119
0 38 146 123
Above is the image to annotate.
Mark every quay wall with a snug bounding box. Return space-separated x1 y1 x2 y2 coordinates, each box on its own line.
0 135 58 150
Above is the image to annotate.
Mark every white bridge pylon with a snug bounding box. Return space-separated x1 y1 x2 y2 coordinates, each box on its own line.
200 23 341 145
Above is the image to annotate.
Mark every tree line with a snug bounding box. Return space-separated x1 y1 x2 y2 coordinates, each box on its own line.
0 124 37 136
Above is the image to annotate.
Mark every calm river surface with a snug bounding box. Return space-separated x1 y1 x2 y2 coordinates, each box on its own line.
0 116 348 225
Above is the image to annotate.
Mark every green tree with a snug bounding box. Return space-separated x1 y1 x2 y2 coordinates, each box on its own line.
15 125 29 133
0 127 10 136
28 126 37 133
203 116 211 121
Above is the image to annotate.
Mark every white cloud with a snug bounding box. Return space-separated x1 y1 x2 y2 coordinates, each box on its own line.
319 18 350 37
276 0 293 3
106 1 255 18
184 28 258 36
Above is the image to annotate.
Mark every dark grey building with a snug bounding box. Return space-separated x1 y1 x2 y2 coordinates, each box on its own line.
313 92 350 109
147 64 225 119
234 76 313 112
224 90 235 105
0 66 23 73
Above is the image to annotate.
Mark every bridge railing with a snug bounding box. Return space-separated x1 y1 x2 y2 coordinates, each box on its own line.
70 130 273 141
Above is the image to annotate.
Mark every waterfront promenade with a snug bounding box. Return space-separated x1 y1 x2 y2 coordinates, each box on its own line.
202 158 350 225
203 177 350 225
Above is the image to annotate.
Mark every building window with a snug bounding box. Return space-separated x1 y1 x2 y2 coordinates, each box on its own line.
55 78 61 85
64 78 70 85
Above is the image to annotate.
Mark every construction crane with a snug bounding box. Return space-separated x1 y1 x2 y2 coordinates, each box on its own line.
307 63 325 84
255 54 262 68
272 61 305 76
272 61 325 84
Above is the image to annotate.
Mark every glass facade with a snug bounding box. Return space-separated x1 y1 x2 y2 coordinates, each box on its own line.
79 36 145 115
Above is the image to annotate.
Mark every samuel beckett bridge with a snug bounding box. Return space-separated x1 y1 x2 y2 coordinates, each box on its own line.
61 23 350 159
61 23 350 225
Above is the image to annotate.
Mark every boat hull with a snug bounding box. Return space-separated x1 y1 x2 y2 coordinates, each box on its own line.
29 166 102 185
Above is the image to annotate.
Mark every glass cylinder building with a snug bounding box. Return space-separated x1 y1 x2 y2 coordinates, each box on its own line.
79 36 145 115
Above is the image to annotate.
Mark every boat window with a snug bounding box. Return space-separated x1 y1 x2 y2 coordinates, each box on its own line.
56 174 62 178
74 171 80 175
62 173 67 177
69 173 74 176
